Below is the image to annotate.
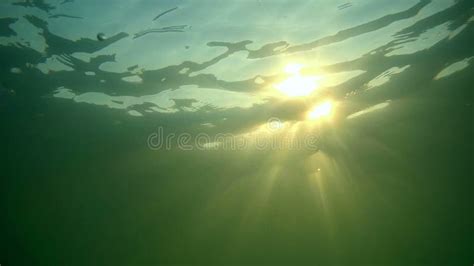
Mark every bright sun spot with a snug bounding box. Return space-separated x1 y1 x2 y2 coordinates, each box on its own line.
284 63 304 74
307 101 333 120
274 63 321 97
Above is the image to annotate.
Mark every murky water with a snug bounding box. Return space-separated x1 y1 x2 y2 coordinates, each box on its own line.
1 0 473 264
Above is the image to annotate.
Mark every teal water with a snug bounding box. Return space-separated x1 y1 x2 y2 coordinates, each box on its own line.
1 0 473 264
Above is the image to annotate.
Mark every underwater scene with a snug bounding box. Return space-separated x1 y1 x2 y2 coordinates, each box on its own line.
1 0 473 264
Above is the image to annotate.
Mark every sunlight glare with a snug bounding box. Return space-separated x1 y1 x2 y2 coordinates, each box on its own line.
284 63 304 74
274 63 321 97
307 101 333 120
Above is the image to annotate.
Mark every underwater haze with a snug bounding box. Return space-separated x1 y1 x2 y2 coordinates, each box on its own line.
1 0 473 264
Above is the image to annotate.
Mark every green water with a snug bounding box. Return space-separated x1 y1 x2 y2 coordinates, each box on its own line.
1 0 473 264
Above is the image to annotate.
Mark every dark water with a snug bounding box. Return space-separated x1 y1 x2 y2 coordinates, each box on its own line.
1 0 473 264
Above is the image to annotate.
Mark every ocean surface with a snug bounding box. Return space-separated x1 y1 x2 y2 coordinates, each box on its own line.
1 0 473 264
